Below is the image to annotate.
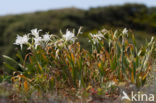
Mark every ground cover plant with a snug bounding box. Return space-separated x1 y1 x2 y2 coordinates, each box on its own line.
2 28 155 102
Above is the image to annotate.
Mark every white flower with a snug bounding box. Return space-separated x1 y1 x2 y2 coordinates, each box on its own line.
34 37 42 49
122 28 128 36
89 33 104 44
42 33 51 42
31 28 42 38
63 30 76 42
14 34 29 49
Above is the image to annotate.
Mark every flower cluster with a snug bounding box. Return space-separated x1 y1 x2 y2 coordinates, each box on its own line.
14 28 52 49
14 28 129 50
89 28 129 45
14 28 77 50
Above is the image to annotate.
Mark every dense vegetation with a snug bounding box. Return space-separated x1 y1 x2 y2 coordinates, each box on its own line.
2 28 155 103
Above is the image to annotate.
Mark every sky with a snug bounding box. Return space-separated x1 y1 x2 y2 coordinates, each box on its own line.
0 0 156 16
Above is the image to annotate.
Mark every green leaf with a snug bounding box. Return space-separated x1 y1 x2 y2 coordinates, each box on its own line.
3 62 17 71
2 55 17 64
3 55 25 71
110 57 117 71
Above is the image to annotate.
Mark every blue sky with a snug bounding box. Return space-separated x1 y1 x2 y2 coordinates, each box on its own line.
0 0 156 15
